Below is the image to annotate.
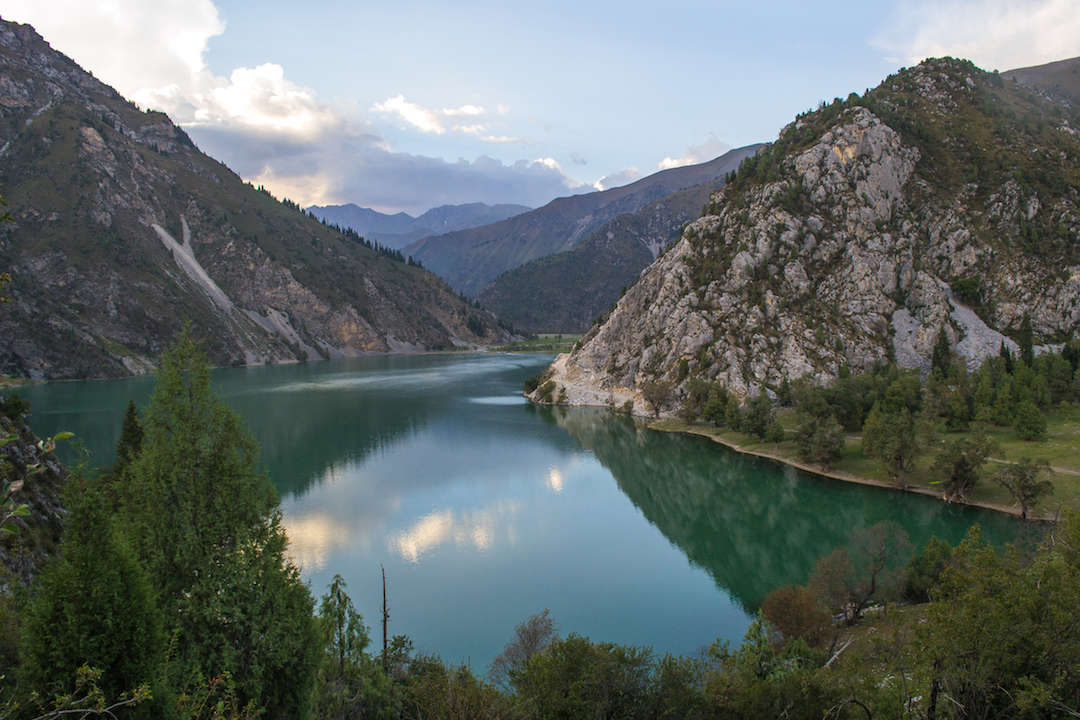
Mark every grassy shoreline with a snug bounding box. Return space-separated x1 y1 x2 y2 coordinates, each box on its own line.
649 411 1080 521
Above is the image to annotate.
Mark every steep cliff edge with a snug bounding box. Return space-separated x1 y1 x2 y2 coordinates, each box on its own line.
531 59 1080 414
0 20 505 379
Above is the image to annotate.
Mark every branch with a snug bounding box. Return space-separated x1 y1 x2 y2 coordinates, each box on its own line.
824 638 854 668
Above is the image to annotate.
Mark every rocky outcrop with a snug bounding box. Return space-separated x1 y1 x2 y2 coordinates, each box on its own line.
0 19 507 379
0 399 65 586
532 59 1080 414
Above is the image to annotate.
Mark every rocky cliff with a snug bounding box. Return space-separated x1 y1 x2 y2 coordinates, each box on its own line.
532 58 1080 414
0 19 506 379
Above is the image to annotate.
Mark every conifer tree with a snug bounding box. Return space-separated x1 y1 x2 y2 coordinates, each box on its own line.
118 329 319 718
21 476 162 709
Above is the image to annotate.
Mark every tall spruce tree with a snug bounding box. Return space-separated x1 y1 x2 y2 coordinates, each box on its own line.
118 329 319 718
21 476 162 710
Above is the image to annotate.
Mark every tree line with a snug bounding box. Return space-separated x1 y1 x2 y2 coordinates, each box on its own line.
677 323 1074 517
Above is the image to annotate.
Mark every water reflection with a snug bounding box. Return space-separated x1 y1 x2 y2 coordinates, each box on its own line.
389 502 521 563
541 404 1023 610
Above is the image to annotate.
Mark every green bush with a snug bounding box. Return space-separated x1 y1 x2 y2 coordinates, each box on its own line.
1014 400 1047 440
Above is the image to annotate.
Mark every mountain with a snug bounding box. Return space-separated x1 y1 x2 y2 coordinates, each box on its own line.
1004 56 1080 108
478 180 723 333
531 58 1080 413
405 145 762 296
306 202 531 250
0 20 508 379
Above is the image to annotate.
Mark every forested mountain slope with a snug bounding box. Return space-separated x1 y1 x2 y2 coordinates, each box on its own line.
532 58 1080 412
0 20 504 379
478 181 723 332
405 145 761 296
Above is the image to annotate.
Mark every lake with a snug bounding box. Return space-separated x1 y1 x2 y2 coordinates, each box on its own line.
17 353 1023 670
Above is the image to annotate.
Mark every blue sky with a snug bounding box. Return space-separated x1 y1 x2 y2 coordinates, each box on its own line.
3 0 1077 213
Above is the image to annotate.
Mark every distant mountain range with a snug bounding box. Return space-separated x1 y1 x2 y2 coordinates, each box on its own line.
306 202 531 250
0 20 507 379
478 179 730 333
405 145 762 297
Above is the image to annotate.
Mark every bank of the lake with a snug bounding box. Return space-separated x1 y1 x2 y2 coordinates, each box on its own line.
648 414 1079 521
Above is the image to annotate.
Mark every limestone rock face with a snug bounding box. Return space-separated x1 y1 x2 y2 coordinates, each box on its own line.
531 60 1080 415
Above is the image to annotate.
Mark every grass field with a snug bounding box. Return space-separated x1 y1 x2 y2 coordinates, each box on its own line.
653 402 1080 519
492 333 581 353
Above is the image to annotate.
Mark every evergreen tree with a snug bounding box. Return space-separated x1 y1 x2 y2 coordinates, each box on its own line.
118 330 320 718
1019 313 1034 367
21 476 163 710
931 328 952 377
114 400 144 470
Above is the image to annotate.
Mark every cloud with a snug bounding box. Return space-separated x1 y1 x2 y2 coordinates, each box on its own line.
455 124 521 143
6 0 577 213
372 94 446 134
875 0 1080 71
187 123 578 214
3 0 225 101
443 104 486 117
593 167 642 191
658 133 732 170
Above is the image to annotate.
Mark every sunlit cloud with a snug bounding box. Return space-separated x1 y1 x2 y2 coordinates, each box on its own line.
3 0 581 213
372 94 446 134
593 167 642 191
658 133 732 170
874 0 1080 71
443 104 487 117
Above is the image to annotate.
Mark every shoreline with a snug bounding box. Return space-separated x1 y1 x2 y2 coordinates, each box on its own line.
647 418 1055 522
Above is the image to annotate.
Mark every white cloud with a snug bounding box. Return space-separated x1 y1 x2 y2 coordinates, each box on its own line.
658 133 732 170
372 94 446 134
875 0 1080 71
443 104 486 116
5 0 574 212
2 0 225 100
533 157 562 171
455 124 521 144
593 167 642 191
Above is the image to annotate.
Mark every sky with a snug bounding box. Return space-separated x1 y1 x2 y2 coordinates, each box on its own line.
2 0 1078 214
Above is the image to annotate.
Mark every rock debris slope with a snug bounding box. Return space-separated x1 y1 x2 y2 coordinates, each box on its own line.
532 59 1080 414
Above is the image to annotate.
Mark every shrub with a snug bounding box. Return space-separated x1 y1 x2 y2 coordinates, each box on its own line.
1014 400 1047 440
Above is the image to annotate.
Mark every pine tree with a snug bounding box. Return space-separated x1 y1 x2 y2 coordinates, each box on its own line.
931 328 952 377
1019 313 1034 367
21 476 162 709
113 400 143 470
118 329 320 717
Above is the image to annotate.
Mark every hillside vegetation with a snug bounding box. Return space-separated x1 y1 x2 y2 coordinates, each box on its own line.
479 181 721 333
